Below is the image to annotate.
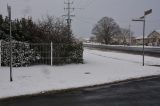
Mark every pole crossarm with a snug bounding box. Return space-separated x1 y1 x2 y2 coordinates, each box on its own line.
132 19 144 22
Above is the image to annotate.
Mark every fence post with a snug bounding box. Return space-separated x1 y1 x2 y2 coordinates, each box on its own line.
0 40 1 67
51 42 53 66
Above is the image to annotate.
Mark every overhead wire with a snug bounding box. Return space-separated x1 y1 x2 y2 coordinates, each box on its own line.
74 17 94 25
82 0 96 10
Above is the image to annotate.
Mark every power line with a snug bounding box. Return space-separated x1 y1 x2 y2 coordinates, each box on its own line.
75 17 93 25
82 0 96 10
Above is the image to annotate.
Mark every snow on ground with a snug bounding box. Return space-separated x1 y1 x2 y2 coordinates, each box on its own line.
0 48 160 99
88 48 160 66
84 42 160 48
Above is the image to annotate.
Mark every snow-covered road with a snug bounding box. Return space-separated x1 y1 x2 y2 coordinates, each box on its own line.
0 48 160 99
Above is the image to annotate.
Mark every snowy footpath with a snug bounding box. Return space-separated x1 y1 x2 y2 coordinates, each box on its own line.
0 48 160 99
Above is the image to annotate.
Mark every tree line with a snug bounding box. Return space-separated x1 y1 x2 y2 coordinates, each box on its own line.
0 14 74 43
91 16 133 45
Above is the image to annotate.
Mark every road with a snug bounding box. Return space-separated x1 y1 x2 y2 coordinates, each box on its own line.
0 76 160 106
84 44 160 57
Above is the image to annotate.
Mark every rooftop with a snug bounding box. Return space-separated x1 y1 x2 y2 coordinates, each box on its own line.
135 36 148 39
155 30 160 34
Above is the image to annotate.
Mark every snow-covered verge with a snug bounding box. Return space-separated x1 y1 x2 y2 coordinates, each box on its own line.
84 42 160 48
0 48 160 99
88 49 160 66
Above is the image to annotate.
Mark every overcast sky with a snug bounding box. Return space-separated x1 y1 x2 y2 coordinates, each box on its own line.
0 0 160 38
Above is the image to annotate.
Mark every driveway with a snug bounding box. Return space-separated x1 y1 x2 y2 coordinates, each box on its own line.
0 76 160 106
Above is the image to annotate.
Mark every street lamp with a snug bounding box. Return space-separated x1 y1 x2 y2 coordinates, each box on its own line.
132 9 152 66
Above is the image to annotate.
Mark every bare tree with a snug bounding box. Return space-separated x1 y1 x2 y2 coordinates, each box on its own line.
37 15 72 43
120 28 134 45
92 17 120 44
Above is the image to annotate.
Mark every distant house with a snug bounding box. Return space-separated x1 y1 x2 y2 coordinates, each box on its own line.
148 30 160 46
133 30 160 46
111 35 135 45
133 36 148 45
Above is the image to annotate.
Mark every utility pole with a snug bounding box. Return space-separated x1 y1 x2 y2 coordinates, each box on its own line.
63 0 75 38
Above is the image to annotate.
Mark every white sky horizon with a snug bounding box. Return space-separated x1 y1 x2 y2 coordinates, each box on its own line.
0 0 160 38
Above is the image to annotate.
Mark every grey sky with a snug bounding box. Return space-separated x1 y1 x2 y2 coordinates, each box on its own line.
0 0 160 38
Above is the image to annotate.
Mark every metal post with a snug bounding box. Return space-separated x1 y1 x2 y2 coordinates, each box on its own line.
10 14 13 81
7 5 13 82
132 9 152 66
51 42 53 66
142 16 146 66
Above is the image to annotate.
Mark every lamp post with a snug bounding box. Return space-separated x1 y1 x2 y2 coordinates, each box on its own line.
132 9 152 66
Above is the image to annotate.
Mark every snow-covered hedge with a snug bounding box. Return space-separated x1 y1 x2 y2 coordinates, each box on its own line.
68 42 83 64
1 40 83 66
52 42 83 65
1 40 40 67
